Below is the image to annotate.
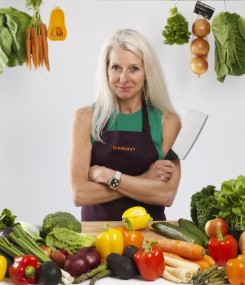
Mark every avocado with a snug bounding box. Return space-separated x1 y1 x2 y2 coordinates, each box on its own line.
38 261 62 285
106 253 137 280
122 245 140 260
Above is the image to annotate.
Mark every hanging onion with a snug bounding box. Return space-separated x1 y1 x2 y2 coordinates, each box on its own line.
192 18 211 38
190 56 208 77
190 38 210 56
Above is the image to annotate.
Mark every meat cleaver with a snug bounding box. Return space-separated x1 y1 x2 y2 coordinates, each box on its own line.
165 110 208 160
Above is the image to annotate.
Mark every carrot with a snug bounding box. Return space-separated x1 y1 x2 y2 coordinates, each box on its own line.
38 34 43 66
34 33 40 67
40 23 50 71
187 258 210 270
165 265 193 283
203 254 215 266
148 237 206 260
31 27 37 69
186 254 215 270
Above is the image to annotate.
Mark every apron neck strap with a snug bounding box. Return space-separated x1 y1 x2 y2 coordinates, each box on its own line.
142 98 150 134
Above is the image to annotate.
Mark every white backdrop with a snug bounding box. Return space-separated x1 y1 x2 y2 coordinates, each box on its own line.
1 0 244 225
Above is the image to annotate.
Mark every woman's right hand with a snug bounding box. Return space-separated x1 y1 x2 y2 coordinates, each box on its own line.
141 160 174 182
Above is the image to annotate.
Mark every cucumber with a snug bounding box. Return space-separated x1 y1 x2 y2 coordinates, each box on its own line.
178 218 209 248
151 221 203 245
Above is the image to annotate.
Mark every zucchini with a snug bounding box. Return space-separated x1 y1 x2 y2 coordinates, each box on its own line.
151 221 203 245
178 218 209 248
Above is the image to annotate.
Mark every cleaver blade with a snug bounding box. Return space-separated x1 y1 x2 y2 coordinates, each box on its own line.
172 109 208 160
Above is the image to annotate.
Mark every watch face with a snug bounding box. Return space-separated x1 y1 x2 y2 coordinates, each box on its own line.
110 178 120 188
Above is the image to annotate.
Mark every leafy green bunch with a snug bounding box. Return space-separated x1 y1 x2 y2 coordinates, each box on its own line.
190 185 220 231
216 175 245 230
162 7 191 45
212 12 245 82
0 208 17 230
0 7 31 74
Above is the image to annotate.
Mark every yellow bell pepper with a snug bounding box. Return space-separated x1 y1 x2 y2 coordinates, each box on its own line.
0 255 7 281
96 223 124 261
122 206 151 230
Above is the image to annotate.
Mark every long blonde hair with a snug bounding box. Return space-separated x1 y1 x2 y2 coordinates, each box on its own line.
92 29 178 142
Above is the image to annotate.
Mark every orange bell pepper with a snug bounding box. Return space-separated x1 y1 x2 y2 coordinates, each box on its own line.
226 254 245 285
117 218 144 249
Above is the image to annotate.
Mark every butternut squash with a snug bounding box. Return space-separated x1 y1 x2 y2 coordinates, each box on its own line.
48 7 67 41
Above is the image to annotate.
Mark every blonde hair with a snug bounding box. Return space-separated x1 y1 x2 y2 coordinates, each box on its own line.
92 29 178 142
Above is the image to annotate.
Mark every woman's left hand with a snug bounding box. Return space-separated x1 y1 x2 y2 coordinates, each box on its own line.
142 160 174 182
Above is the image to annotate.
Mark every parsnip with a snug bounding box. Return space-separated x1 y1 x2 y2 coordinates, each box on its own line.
164 254 200 277
165 266 193 283
162 270 182 284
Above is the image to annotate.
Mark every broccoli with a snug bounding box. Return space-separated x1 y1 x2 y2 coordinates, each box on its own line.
190 185 220 231
41 211 81 235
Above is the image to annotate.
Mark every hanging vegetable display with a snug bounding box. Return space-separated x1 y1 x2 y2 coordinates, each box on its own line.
162 7 191 45
25 0 50 71
190 16 210 77
48 7 67 41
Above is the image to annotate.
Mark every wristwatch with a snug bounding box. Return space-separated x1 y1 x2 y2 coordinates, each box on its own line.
108 171 121 190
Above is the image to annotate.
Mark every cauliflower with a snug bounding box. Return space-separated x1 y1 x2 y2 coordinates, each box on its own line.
41 211 81 235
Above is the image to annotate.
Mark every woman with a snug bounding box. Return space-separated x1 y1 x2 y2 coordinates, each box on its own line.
69 29 181 221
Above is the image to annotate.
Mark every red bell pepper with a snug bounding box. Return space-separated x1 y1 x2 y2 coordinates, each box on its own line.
134 240 165 281
8 254 40 285
208 226 237 267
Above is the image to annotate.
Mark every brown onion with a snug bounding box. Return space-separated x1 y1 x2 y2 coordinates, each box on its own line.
190 38 210 56
190 56 208 77
192 19 211 38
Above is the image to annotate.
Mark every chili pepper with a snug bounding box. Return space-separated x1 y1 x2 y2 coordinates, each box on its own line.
134 240 165 281
117 218 144 249
122 206 151 230
0 255 7 281
8 254 40 285
226 253 245 285
95 223 124 262
208 226 237 267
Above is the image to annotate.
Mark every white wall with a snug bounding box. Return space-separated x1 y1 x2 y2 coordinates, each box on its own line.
1 1 244 225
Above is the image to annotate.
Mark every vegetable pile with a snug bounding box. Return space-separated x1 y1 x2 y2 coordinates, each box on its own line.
212 12 245 82
0 7 31 74
162 7 191 45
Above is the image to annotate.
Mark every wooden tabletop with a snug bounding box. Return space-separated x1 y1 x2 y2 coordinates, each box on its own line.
81 220 177 240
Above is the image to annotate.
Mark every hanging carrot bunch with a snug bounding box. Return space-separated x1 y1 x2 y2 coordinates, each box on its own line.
25 0 50 71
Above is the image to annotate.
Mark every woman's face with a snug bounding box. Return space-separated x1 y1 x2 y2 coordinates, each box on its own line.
107 47 145 102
